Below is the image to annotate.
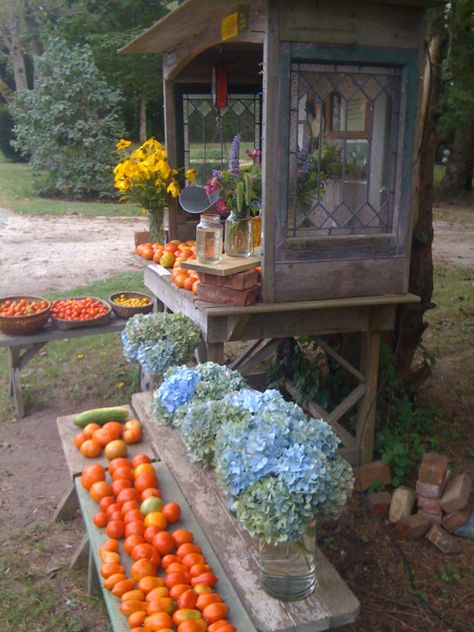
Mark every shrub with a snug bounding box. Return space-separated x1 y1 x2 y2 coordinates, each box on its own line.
11 38 123 197
0 104 22 161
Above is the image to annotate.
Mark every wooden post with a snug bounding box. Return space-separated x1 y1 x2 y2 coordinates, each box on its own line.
164 78 178 239
356 332 381 464
206 342 224 364
8 347 24 417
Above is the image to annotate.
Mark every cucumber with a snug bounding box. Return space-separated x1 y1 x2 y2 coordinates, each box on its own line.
73 406 129 428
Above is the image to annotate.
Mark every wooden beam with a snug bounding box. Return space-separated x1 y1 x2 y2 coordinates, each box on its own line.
314 337 365 384
328 384 366 426
356 332 381 463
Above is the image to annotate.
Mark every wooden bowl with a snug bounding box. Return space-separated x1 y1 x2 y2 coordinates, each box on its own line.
109 291 154 319
0 296 51 335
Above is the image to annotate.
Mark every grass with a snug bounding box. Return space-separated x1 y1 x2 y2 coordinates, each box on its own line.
0 154 140 217
0 272 146 422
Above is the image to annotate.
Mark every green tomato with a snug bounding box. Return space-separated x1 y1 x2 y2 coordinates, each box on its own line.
140 496 164 515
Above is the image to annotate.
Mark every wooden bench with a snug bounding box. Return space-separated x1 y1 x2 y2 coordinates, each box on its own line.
0 316 127 418
132 391 360 631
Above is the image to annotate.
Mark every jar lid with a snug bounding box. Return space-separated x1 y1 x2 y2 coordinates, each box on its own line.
199 214 221 222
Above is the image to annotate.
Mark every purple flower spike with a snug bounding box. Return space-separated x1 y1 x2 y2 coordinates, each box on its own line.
229 134 241 175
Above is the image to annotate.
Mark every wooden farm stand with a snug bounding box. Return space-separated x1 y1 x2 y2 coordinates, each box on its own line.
121 0 440 466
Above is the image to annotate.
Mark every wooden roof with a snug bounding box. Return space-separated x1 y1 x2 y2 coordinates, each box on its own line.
119 0 444 56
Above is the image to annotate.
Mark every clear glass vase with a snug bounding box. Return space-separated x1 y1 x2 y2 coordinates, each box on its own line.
147 207 165 244
224 212 253 257
259 530 316 601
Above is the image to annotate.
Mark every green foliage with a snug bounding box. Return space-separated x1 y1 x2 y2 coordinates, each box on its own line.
11 38 123 197
0 105 22 161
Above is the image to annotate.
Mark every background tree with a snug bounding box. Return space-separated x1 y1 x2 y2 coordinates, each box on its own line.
11 38 123 197
439 0 474 195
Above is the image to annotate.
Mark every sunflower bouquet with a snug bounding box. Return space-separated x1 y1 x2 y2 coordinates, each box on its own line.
114 138 196 242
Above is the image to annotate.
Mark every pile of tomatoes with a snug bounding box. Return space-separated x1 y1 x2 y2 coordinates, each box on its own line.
136 240 197 270
74 419 143 459
83 455 235 631
0 297 49 317
51 297 109 321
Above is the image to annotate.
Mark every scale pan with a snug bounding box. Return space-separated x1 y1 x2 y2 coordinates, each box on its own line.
179 185 221 214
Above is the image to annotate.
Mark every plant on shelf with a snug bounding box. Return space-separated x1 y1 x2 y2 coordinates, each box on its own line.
121 312 201 377
113 137 196 242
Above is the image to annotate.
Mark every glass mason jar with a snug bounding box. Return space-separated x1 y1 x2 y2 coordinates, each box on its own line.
259 529 317 601
224 211 253 257
196 214 223 264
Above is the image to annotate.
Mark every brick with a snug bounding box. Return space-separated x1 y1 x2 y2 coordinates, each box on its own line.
199 269 258 291
454 509 474 539
196 282 260 306
417 509 443 525
352 461 391 492
395 513 431 540
418 453 449 487
440 473 472 514
426 524 461 554
389 486 416 524
442 504 471 533
367 491 392 517
416 479 444 499
417 495 442 514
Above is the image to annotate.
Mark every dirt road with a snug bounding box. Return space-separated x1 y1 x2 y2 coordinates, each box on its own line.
0 209 472 296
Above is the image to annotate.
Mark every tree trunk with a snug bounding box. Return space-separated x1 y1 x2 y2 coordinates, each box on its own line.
0 17 29 91
139 97 147 142
440 126 474 195
0 79 13 103
396 35 443 389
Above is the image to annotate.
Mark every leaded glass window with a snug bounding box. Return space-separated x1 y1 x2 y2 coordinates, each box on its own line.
287 63 402 238
183 93 261 183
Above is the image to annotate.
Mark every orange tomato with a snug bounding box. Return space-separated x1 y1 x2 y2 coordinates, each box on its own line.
104 439 128 460
164 242 178 253
117 487 140 505
162 554 181 570
173 609 202 625
196 593 223 610
190 564 212 578
109 457 131 473
138 576 166 594
89 481 113 502
124 509 144 524
162 502 181 524
121 499 140 513
93 511 108 528
130 558 158 581
202 602 228 623
121 589 146 602
100 538 119 553
192 280 199 294
176 543 201 558
124 534 146 556
166 562 189 575
132 543 161 565
165 571 191 589
144 525 160 544
123 427 142 444
112 465 134 482
144 612 174 631
146 597 174 615
106 503 122 518
178 620 207 632
125 520 146 538
142 246 154 260
103 572 126 590
80 438 102 458
174 273 189 289
135 471 158 494
102 421 123 438
100 562 125 578
177 589 198 610
93 427 117 447
100 550 121 564
111 478 132 497
119 599 148 616
145 586 169 602
169 584 192 600
181 553 205 569
208 623 235 632
153 531 175 556
191 572 218 588
81 463 106 490
134 463 154 478
173 530 194 548
183 276 194 291
82 423 101 439
153 249 164 263
192 583 212 595
99 496 116 512
111 578 136 597
141 487 161 501
106 520 125 540
144 512 167 531
131 453 151 468
74 432 86 448
128 610 147 628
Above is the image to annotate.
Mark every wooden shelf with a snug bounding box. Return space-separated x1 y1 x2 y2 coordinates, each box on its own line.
182 254 260 276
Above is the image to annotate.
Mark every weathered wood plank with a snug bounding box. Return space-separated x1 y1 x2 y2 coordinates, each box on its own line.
53 485 79 522
56 406 155 478
70 534 89 571
182 255 261 277
356 332 381 463
314 338 365 384
132 391 360 631
75 460 256 630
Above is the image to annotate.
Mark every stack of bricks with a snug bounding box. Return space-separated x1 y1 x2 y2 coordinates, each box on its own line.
196 269 260 306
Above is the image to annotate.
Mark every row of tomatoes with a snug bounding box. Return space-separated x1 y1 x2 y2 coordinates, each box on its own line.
51 297 109 321
74 419 143 459
135 240 197 270
82 455 235 631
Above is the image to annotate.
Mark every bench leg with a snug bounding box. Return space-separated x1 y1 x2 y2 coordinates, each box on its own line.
9 347 24 418
206 342 224 364
87 547 101 596
70 534 89 571
53 484 79 522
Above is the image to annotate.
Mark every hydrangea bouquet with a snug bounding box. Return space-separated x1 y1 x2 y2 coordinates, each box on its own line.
152 362 246 427
121 313 201 375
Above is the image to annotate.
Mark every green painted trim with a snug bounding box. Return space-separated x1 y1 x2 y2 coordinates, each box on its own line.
289 43 418 68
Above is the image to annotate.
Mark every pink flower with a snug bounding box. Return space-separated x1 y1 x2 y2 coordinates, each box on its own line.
215 198 229 215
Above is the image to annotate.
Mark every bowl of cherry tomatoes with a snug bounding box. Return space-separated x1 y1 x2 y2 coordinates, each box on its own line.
50 297 111 330
109 291 154 319
0 296 51 335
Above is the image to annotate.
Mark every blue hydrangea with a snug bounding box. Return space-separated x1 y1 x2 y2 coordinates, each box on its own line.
152 367 200 424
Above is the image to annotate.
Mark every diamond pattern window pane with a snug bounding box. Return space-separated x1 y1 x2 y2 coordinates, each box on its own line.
287 62 401 238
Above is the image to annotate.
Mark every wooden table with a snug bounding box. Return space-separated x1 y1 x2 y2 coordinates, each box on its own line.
144 262 419 464
0 316 127 418
132 391 360 632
